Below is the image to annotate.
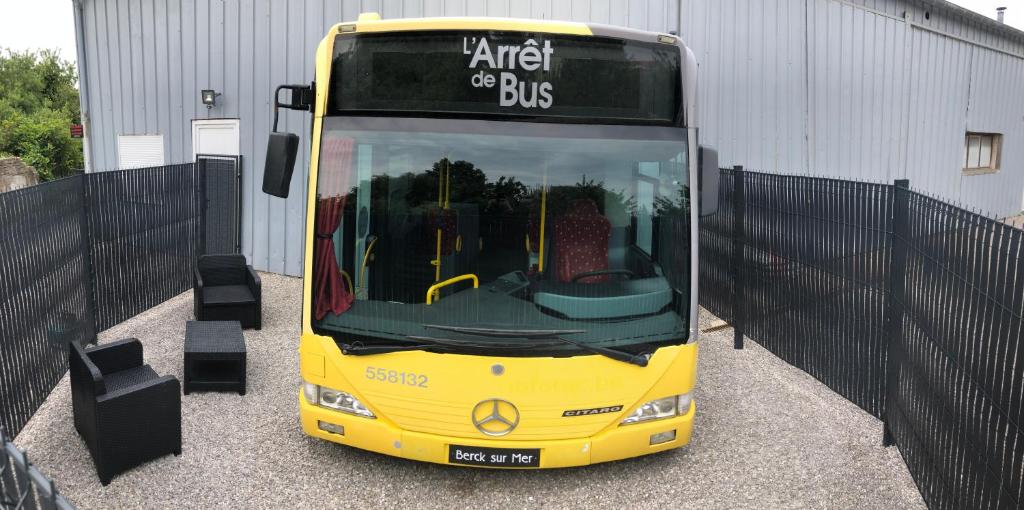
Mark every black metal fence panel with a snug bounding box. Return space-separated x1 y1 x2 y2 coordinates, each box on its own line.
1 426 76 509
197 155 242 255
699 169 891 417
743 172 892 418
698 167 735 324
701 169 1023 510
886 188 1023 509
85 165 202 331
0 163 239 437
0 176 96 438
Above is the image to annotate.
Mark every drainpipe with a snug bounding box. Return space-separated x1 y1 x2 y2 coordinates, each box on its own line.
996 7 1006 24
72 0 93 172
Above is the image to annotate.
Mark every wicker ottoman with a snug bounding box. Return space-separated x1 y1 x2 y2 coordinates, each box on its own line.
184 321 246 395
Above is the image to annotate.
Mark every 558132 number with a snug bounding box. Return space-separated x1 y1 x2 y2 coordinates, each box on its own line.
365 366 428 388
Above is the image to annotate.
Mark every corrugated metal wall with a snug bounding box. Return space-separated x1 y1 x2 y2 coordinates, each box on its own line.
76 0 678 276
958 44 1024 212
680 0 1024 217
680 0 810 173
76 0 1024 275
806 1 911 183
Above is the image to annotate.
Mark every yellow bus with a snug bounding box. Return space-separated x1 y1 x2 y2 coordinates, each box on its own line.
262 12 719 468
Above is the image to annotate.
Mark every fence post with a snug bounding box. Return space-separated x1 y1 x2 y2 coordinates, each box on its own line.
882 179 910 447
197 158 208 257
77 174 99 345
235 156 243 254
732 166 746 349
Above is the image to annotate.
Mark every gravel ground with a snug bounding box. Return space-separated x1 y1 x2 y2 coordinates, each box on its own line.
16 273 925 509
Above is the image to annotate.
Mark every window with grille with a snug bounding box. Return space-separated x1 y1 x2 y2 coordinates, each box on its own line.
963 133 1001 174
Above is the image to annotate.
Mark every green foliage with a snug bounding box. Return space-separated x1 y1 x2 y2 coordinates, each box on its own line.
538 176 636 219
0 48 83 180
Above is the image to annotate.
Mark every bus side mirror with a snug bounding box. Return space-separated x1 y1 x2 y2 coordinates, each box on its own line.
698 146 719 216
262 84 313 198
263 132 299 198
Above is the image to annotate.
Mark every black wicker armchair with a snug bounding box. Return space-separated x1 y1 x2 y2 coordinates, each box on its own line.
69 339 181 486
193 254 262 329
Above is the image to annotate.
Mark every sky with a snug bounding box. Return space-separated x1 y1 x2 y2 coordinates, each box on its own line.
0 0 1021 66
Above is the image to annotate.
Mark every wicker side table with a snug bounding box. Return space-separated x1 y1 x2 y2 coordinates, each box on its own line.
184 320 246 395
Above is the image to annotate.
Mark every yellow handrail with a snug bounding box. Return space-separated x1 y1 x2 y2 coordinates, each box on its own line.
359 237 378 290
538 178 547 272
432 228 442 282
437 161 444 207
444 158 451 209
340 270 354 295
425 274 479 305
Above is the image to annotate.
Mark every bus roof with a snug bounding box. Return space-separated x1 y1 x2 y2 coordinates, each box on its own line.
335 12 681 47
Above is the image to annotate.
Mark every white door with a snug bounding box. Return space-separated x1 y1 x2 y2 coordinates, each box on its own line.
191 119 240 158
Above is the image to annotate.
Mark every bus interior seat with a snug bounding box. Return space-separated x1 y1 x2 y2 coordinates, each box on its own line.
530 198 672 320
551 198 611 283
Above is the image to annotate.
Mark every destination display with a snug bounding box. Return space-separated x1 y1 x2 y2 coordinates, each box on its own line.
329 31 682 124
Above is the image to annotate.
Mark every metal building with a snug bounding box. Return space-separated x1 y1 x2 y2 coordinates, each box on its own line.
72 0 1024 276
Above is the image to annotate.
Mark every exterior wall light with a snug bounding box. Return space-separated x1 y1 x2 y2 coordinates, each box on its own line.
201 89 221 109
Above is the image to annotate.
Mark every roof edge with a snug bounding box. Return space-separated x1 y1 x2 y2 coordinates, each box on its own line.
918 0 1024 42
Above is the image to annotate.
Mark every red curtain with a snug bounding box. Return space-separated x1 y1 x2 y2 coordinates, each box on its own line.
314 138 355 320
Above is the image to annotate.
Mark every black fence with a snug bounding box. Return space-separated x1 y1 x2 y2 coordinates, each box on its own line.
85 164 201 331
887 185 1023 509
1 426 75 509
197 155 242 255
0 160 239 437
698 167 736 326
0 176 96 440
701 168 1022 510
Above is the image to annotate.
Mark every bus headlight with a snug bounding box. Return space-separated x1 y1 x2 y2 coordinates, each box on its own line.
303 382 376 418
620 394 690 425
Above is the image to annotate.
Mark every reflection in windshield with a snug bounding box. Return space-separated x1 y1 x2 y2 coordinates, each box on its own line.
311 119 692 353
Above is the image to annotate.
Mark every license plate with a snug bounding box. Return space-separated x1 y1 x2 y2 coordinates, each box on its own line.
448 445 541 468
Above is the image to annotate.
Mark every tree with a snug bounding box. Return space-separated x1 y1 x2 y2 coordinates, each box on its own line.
0 49 83 180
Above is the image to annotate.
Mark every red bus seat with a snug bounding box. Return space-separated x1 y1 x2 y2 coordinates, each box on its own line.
551 198 611 283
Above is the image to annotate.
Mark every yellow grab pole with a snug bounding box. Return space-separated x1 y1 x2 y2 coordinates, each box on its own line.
444 158 451 209
437 157 444 208
538 176 547 273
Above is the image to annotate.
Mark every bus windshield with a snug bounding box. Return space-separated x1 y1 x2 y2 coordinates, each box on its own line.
311 117 691 355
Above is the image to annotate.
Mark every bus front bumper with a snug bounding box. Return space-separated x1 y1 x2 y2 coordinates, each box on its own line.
299 391 695 468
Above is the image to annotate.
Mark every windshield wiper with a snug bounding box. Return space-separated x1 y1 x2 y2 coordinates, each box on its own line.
423 325 586 338
548 336 650 367
405 335 546 349
341 342 443 355
422 325 649 367
340 337 475 354
342 334 516 355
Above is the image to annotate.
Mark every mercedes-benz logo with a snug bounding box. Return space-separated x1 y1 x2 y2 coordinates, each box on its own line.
471 399 519 436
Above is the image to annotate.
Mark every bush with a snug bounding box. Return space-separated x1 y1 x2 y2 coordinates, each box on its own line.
0 49 82 180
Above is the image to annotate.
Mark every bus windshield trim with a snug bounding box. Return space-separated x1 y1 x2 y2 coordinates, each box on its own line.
310 116 694 358
319 116 687 142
